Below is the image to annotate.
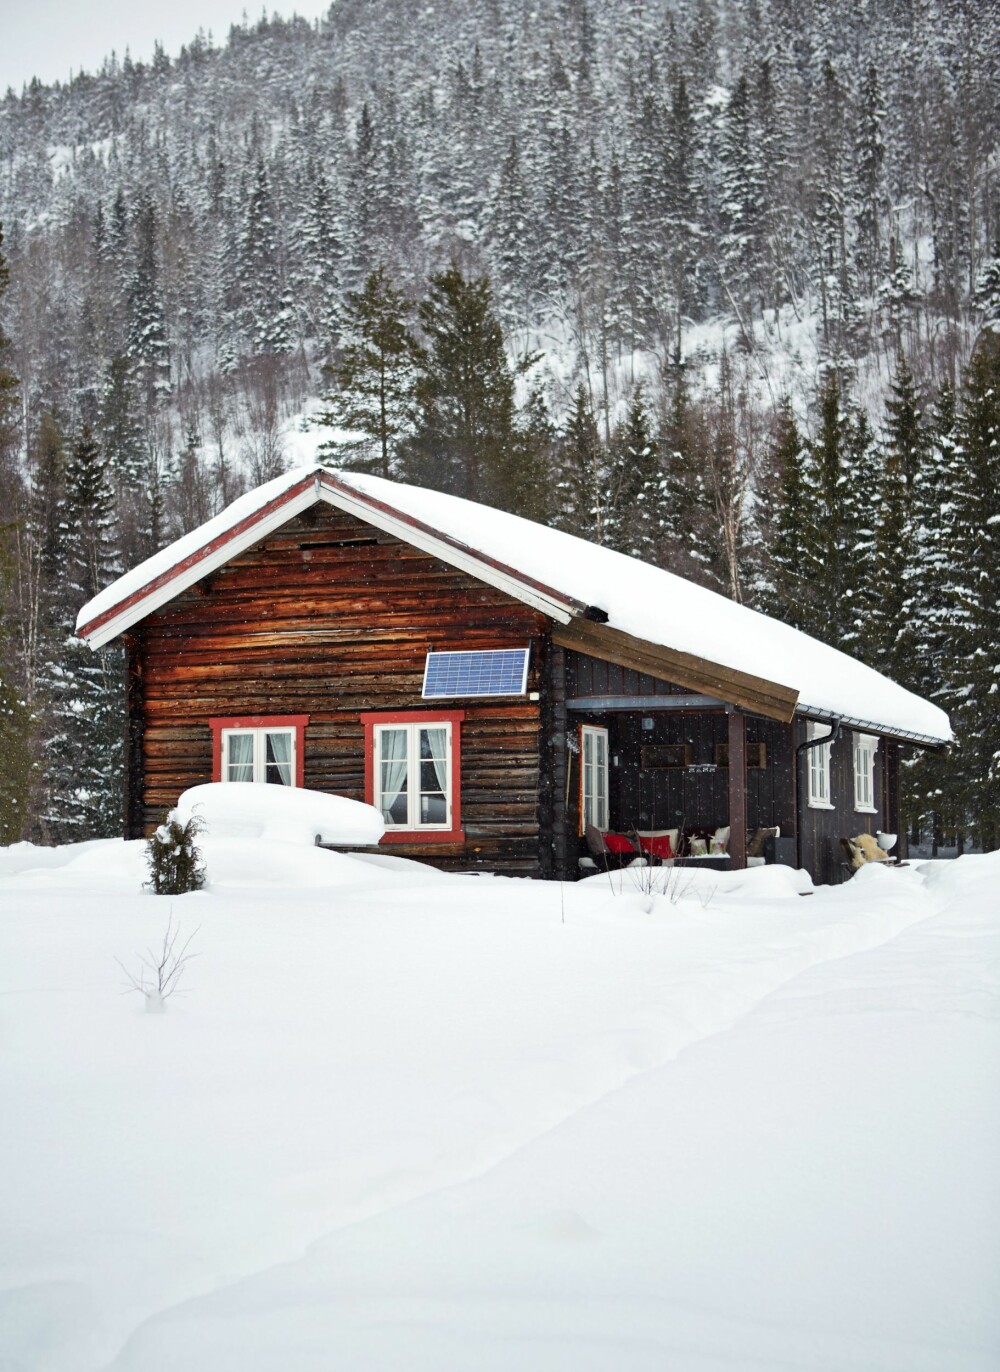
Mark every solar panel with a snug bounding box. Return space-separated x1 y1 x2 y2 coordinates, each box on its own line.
422 648 530 699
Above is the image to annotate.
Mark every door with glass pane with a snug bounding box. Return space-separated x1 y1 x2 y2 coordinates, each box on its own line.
375 722 452 829
221 728 295 784
581 724 609 831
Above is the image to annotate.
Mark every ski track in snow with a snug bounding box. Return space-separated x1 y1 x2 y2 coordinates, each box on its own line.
95 877 950 1369
103 863 999 1372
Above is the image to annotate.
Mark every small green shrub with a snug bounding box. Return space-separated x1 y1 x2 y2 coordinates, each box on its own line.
145 812 206 895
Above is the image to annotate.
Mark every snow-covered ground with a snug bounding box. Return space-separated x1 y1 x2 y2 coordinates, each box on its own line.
1 839 997 1371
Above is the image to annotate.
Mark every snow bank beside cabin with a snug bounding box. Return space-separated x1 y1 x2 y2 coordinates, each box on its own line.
175 782 384 847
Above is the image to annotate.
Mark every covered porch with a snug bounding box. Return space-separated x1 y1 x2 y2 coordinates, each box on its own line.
558 639 797 875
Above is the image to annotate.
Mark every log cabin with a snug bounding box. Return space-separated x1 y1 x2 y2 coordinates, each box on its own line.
76 466 952 884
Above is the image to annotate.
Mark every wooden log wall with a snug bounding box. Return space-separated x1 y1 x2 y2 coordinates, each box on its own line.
137 504 548 875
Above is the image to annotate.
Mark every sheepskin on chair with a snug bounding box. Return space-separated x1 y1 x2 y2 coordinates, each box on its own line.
848 832 892 868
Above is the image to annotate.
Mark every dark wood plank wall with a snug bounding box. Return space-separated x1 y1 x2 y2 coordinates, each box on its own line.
567 654 690 698
745 716 796 835
137 504 548 874
796 723 886 884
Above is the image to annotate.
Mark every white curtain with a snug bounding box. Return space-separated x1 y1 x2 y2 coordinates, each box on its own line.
379 729 409 823
265 731 292 785
227 733 254 782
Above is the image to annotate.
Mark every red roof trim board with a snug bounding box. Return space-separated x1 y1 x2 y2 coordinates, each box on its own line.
76 469 582 645
78 474 318 642
316 471 586 620
75 464 952 747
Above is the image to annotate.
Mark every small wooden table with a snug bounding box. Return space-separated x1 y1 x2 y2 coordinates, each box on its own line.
674 856 732 872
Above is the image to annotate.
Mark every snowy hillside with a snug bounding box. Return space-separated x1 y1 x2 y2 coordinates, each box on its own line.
1 0 997 451
1 836 997 1370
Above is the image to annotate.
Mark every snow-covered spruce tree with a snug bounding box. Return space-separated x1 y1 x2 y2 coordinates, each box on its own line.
509 383 556 527
663 76 703 350
837 407 882 655
146 812 206 895
659 359 716 587
0 530 34 844
767 399 817 630
315 266 422 479
796 371 853 643
42 427 124 842
488 136 534 335
242 158 294 357
948 335 1000 849
700 351 764 605
296 164 347 347
554 383 606 543
896 379 965 846
864 357 927 679
809 60 862 364
973 233 1000 335
406 263 527 513
719 72 764 329
0 222 18 475
605 385 667 562
126 196 171 415
853 63 888 302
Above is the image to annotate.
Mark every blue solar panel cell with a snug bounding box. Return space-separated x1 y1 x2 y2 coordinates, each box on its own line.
422 648 530 698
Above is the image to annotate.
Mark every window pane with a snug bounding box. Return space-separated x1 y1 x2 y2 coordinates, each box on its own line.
265 731 292 785
378 728 409 825
418 726 449 826
420 793 447 824
226 732 255 782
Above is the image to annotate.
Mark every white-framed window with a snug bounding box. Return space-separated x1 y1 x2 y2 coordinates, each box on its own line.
806 721 834 809
581 724 609 832
373 720 453 830
853 732 879 813
221 726 296 785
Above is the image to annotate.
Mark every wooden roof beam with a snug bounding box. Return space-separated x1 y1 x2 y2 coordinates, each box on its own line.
553 619 799 724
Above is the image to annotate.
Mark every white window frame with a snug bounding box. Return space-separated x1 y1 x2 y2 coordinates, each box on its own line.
220 725 297 785
373 720 454 831
581 724 609 832
806 721 835 810
853 732 879 813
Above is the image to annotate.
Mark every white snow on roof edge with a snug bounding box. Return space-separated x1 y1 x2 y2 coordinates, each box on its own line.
76 465 952 746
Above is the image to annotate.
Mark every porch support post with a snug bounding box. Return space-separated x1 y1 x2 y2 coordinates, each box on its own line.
727 709 747 869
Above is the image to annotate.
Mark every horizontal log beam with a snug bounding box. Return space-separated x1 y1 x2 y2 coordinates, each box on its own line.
553 620 798 723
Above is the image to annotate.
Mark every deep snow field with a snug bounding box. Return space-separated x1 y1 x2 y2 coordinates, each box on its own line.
1 837 998 1371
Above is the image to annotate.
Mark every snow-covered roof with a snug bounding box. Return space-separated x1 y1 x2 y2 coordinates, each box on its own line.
76 465 952 747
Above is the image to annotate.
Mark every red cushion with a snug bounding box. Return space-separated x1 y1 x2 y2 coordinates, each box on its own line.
638 834 673 859
603 832 636 855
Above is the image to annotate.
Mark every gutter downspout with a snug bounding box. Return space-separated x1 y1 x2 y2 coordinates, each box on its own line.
795 716 842 872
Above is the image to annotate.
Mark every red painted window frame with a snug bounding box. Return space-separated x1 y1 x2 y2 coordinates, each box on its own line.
360 709 466 844
210 715 310 787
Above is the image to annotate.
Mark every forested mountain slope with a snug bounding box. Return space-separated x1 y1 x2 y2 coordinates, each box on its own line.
2 0 997 451
0 0 999 847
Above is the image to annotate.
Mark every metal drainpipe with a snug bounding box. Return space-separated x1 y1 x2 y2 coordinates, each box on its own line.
795 717 843 871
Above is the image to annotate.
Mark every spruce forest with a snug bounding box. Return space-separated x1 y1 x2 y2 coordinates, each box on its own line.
0 0 999 849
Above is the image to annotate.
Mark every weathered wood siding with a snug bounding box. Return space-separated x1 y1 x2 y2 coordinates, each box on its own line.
796 723 887 884
136 504 548 874
745 716 796 836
